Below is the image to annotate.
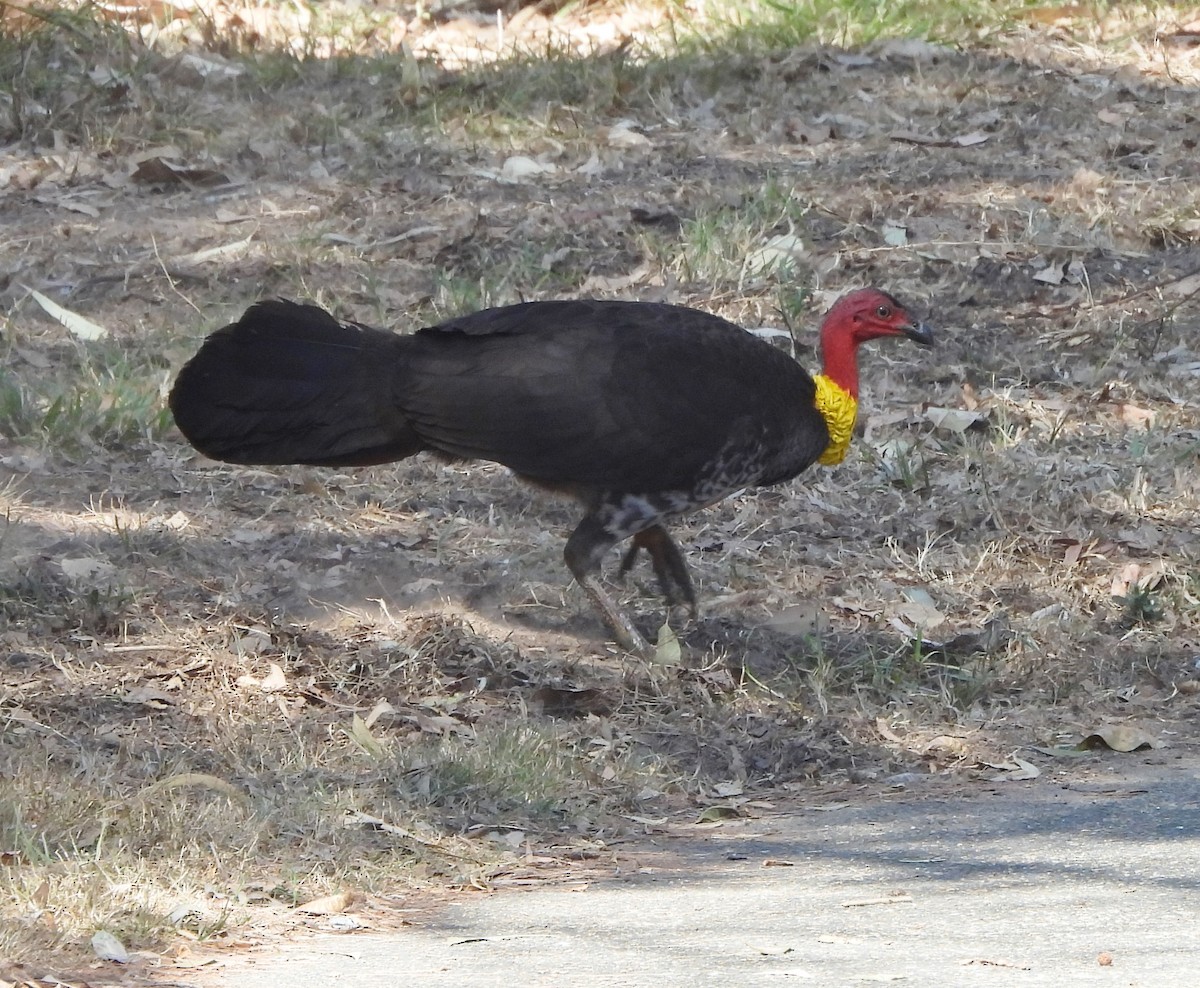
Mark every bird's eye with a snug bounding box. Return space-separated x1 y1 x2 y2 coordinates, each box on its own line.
876 304 892 319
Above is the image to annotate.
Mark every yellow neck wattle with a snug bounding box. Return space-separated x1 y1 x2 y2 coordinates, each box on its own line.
812 374 858 465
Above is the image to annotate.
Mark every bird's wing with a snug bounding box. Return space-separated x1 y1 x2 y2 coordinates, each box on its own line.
394 300 829 493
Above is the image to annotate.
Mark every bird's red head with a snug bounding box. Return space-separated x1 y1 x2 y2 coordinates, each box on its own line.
818 288 932 398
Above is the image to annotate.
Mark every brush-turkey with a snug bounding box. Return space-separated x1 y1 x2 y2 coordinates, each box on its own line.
169 289 932 655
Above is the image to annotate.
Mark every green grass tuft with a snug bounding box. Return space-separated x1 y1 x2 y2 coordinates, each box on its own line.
0 333 174 451
699 0 1039 50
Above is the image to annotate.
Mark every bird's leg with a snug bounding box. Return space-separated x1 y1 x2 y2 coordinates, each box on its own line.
565 515 652 658
618 525 698 625
579 574 652 658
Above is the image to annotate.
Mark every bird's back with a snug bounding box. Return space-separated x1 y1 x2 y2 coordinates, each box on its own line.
396 299 830 497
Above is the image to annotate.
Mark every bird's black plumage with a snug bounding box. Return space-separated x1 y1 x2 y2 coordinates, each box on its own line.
170 299 829 491
170 293 928 654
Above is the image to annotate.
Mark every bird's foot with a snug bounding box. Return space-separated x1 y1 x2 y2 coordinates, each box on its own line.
619 623 654 661
667 602 698 631
618 526 698 617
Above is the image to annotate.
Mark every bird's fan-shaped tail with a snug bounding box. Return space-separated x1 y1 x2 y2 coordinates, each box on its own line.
169 300 425 467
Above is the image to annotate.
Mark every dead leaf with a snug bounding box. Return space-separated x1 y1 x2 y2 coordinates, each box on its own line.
227 527 269 545
344 811 444 846
744 233 806 274
541 246 572 271
621 811 665 830
1161 270 1200 298
260 663 288 693
575 151 604 177
764 602 829 636
131 156 228 186
1030 745 1089 759
121 686 174 708
923 735 971 757
400 577 442 595
91 930 129 963
897 587 945 629
1033 262 1066 285
51 196 102 217
499 155 557 183
24 287 108 340
59 555 115 581
605 120 651 148
783 117 834 144
163 510 190 531
696 805 740 823
169 51 245 84
395 41 422 100
1080 725 1161 752
885 771 926 787
485 829 526 850
876 38 951 61
890 130 988 147
296 891 357 915
580 261 653 294
1111 562 1142 598
1117 403 1155 429
1110 561 1163 598
363 698 394 730
412 712 469 736
692 667 737 691
174 236 253 267
924 406 988 433
653 622 681 665
745 326 792 342
985 755 1040 781
833 52 875 67
234 627 272 656
349 714 384 757
924 617 1012 659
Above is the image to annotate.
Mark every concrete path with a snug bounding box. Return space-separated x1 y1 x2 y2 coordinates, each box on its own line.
204 751 1199 986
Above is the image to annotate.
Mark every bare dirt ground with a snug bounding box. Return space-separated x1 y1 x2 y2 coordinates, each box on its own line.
1 0 1199 981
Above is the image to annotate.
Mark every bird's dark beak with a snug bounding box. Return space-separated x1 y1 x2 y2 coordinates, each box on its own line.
902 321 934 347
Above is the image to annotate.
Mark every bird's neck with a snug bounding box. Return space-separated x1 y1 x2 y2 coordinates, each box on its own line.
813 330 863 465
818 335 860 400
812 374 859 466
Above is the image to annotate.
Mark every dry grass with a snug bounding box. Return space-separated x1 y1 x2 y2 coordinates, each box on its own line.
3 0 1200 979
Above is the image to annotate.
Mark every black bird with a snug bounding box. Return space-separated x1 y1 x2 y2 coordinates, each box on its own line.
169 290 932 654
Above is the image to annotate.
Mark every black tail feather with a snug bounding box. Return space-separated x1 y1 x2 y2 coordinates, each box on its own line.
169 300 425 467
